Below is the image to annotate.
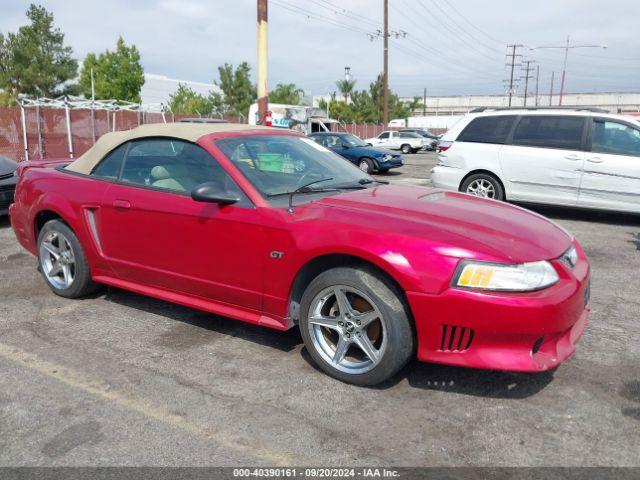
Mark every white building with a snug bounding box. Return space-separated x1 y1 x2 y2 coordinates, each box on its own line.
140 73 220 109
313 91 640 117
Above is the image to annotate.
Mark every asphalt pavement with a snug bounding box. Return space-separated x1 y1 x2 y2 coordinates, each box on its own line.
0 152 639 466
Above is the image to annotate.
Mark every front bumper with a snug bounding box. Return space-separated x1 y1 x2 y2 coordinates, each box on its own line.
407 254 590 372
377 158 403 169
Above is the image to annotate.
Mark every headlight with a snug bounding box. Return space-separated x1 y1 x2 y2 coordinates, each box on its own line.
453 260 559 292
382 154 393 161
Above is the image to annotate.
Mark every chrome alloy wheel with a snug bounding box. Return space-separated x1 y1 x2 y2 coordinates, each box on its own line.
308 285 387 374
39 231 75 289
466 178 496 198
358 160 370 173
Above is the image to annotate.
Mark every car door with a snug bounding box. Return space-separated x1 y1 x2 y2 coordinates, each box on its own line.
499 115 587 205
372 131 390 147
95 137 263 310
578 117 640 212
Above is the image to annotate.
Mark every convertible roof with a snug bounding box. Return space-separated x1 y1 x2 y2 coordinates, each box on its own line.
65 123 271 175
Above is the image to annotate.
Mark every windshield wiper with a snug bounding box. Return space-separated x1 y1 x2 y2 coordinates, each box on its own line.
266 177 335 212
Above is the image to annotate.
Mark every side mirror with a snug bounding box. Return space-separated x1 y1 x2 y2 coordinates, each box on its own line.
191 182 240 205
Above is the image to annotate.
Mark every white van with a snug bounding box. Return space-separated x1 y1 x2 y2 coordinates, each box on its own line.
430 107 640 213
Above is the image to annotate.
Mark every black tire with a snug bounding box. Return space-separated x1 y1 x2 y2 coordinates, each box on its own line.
299 266 414 386
400 144 412 154
358 158 374 173
37 219 100 298
460 172 505 201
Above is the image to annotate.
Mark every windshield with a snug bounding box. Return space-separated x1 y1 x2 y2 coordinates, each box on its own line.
341 134 369 147
215 135 372 198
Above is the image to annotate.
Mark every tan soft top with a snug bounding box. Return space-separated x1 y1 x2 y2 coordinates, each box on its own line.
65 122 272 175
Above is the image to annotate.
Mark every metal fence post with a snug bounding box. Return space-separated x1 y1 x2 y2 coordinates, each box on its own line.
64 98 74 159
19 102 29 161
112 110 116 132
36 104 44 159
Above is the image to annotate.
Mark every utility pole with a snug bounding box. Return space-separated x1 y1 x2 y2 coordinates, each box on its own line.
530 36 606 106
534 65 540 106
257 0 268 124
423 87 427 116
521 59 535 107
549 71 555 106
383 0 389 127
505 45 523 107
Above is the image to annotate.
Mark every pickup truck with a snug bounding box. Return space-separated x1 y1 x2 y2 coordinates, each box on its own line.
364 131 428 154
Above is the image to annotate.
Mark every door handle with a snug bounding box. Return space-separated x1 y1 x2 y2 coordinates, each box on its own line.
112 199 131 209
587 157 604 163
564 154 582 161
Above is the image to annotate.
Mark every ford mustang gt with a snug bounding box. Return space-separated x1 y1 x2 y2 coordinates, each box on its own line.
9 123 590 386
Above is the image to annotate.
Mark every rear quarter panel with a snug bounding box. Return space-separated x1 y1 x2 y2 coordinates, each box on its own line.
12 167 111 274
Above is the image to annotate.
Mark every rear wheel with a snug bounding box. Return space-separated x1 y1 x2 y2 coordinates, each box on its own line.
358 158 374 173
400 144 412 154
460 173 504 201
37 220 100 298
299 266 414 386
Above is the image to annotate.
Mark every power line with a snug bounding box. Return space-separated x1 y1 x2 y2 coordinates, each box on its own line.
439 0 505 45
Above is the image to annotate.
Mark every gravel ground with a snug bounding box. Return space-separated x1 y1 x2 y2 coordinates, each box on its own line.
0 151 639 466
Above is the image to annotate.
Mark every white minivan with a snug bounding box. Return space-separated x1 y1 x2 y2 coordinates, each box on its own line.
431 108 640 213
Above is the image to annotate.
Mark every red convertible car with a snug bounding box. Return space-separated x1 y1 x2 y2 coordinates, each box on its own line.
9 123 590 385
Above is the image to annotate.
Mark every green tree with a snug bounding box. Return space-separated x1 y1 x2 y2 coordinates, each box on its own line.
79 37 145 103
0 4 78 98
215 62 256 117
336 78 356 103
407 95 423 113
366 74 409 123
168 84 220 115
269 83 305 105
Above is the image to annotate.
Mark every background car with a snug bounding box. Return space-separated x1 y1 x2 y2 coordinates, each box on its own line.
431 107 640 213
178 118 228 124
364 130 428 154
308 132 403 173
400 128 440 150
0 155 17 216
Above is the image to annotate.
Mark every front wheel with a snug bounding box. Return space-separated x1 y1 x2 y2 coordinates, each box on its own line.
37 220 100 298
460 173 505 201
358 158 373 173
299 266 414 386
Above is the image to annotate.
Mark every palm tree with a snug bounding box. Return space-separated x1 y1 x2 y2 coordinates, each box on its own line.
336 79 357 103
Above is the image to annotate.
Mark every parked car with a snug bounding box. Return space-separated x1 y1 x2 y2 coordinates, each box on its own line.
431 107 640 213
10 123 590 386
365 130 428 154
0 156 18 216
308 132 403 173
400 128 440 150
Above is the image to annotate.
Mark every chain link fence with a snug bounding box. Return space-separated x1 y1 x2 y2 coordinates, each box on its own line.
0 106 243 162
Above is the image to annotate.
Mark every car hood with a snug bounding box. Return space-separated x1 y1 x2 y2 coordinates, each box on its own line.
0 156 17 176
315 185 572 263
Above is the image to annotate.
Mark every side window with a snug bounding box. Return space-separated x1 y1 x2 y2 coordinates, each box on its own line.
512 115 585 150
592 119 640 157
91 143 127 179
325 135 341 148
457 115 516 144
119 138 250 205
379 132 389 139
399 132 411 138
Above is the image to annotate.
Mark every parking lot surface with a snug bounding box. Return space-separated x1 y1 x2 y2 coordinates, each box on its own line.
1 152 639 466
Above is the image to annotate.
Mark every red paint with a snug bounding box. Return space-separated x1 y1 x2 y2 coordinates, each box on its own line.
9 129 590 372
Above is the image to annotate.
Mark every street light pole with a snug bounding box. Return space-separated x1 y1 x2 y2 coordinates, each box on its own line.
383 0 389 127
257 0 269 124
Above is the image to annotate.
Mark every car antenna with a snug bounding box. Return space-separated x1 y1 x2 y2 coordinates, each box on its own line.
288 177 334 213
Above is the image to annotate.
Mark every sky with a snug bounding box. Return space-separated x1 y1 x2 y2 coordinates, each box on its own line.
1 0 639 99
